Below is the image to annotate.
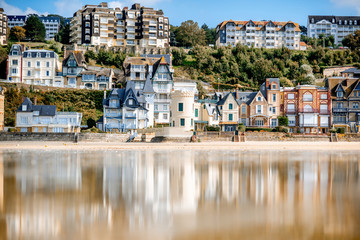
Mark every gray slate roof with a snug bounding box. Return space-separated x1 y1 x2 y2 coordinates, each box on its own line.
308 15 360 25
342 68 360 74
140 54 171 65
237 92 257 105
17 98 57 116
143 75 155 93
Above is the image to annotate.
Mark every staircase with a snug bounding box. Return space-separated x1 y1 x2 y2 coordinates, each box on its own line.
126 133 137 142
330 132 338 142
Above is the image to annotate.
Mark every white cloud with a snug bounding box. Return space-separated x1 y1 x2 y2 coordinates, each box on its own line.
108 1 122 9
54 0 82 17
0 0 48 15
330 0 360 14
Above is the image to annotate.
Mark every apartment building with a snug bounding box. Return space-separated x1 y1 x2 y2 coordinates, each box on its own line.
283 85 331 134
7 15 27 29
39 16 60 40
70 2 170 48
7 44 62 86
16 98 82 133
0 87 4 131
0 8 7 45
123 55 173 124
216 20 301 49
308 16 360 45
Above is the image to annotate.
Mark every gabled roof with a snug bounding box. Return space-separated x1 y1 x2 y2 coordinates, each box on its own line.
328 77 359 99
143 75 155 93
308 15 360 25
63 51 86 67
17 98 57 116
217 20 301 32
237 92 257 105
217 92 238 106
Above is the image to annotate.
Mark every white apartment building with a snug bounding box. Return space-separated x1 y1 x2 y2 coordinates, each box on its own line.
39 16 61 40
0 8 7 45
7 15 27 29
307 16 360 45
70 2 170 48
7 44 62 86
16 98 82 133
216 20 301 50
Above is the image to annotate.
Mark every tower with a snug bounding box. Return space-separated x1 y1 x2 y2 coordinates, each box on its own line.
143 75 155 128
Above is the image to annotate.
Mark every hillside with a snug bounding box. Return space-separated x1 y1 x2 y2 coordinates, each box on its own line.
0 82 105 128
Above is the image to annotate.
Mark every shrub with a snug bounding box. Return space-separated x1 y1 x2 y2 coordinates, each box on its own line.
336 128 345 134
274 126 289 133
246 127 273 132
238 123 246 132
206 126 220 131
278 116 289 127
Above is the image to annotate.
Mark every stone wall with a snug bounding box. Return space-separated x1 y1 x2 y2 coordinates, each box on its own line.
0 132 130 142
338 134 360 142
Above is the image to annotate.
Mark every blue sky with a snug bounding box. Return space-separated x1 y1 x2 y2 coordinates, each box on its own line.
1 0 360 27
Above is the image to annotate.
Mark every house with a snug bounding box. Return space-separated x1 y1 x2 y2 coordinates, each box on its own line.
237 92 257 126
216 92 239 131
123 55 174 125
102 79 153 133
341 68 360 78
260 78 283 127
16 98 82 133
283 85 330 134
248 90 270 127
0 87 4 131
80 68 114 90
62 51 87 88
194 99 220 131
327 77 360 132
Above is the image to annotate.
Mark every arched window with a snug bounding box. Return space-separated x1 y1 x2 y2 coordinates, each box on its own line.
303 93 313 102
85 83 93 89
304 104 313 112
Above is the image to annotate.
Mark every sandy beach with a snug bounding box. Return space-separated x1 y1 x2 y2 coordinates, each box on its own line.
1 141 360 151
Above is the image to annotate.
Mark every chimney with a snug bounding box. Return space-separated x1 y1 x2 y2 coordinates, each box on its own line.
266 78 270 89
236 87 239 99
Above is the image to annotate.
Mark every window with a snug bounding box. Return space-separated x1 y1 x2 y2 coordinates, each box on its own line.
304 104 313 112
321 94 327 99
255 120 264 126
229 114 233 121
241 105 246 113
155 105 158 111
287 104 295 112
12 60 18 65
229 103 233 110
12 68 17 74
128 99 134 105
257 96 261 101
36 61 40 67
288 116 296 126
20 116 28 124
337 91 344 98
303 93 313 102
27 70 31 76
163 105 168 111
180 118 185 126
288 93 294 99
178 103 183 112
22 105 27 111
272 94 276 102
163 113 168 120
256 105 262 114
272 84 276 89
46 71 50 76
191 119 193 126
353 103 359 109
27 62 31 67
195 109 198 117
34 127 38 132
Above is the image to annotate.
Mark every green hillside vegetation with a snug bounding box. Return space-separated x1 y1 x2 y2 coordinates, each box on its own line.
1 83 106 128
172 45 360 90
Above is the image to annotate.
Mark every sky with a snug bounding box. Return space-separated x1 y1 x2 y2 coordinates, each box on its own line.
1 0 360 27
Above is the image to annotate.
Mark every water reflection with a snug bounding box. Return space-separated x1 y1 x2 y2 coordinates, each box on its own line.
0 150 360 239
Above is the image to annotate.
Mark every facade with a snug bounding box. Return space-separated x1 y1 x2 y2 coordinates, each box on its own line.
39 16 61 40
7 44 23 83
0 8 7 45
80 68 113 90
216 92 239 131
283 85 331 134
216 20 301 49
70 2 170 48
102 80 152 133
170 90 195 131
327 77 360 132
123 55 173 124
307 16 360 45
194 99 220 131
260 78 283 127
16 98 82 133
0 87 4 131
7 15 27 29
248 90 269 127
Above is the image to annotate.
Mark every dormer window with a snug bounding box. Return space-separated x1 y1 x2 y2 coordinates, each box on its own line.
337 91 344 98
345 20 347 25
350 20 353 25
257 96 261 101
332 19 335 23
339 20 342 25
46 53 50 58
128 99 134 105
272 84 276 89
355 20 358 25
22 105 27 111
311 18 314 24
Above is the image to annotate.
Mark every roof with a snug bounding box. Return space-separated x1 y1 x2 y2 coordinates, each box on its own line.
341 68 360 74
327 77 360 99
63 51 86 67
143 75 155 93
17 98 57 116
217 20 301 32
237 92 257 105
7 15 27 21
81 68 112 77
38 16 60 23
140 54 171 65
23 50 57 58
308 15 360 25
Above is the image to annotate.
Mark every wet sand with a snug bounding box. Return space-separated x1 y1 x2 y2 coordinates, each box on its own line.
0 141 360 151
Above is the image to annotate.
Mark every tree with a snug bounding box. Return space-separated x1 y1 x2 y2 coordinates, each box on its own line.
9 26 26 42
201 24 216 46
299 26 307 35
172 47 186 65
55 24 70 44
24 15 46 42
278 116 288 126
176 20 206 47
343 30 360 50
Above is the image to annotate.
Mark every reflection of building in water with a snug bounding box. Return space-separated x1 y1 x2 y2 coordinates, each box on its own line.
1 150 360 239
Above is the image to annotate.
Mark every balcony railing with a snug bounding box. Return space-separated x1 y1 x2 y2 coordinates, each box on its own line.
332 108 348 112
125 113 136 119
106 113 122 118
286 109 296 114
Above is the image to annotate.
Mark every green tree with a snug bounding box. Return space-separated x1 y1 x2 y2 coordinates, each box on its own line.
24 15 46 42
176 20 206 47
9 26 26 42
172 47 186 65
201 24 216 45
55 24 70 44
343 30 360 50
278 116 289 127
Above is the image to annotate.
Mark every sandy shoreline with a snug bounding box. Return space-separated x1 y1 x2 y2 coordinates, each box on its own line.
0 141 360 151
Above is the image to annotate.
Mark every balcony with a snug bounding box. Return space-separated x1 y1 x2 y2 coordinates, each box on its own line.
105 123 125 129
319 109 331 115
298 108 317 113
154 98 170 103
125 113 136 119
286 109 296 114
348 107 360 112
299 123 318 127
332 108 348 112
105 113 122 118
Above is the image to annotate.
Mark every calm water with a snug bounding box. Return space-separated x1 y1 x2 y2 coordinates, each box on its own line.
0 149 360 240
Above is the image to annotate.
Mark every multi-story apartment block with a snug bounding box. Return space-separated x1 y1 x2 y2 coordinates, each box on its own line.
7 44 61 85
16 98 82 133
70 2 170 48
283 85 331 134
101 79 153 133
0 87 4 131
327 76 360 133
0 8 7 45
216 20 301 49
7 15 27 29
123 55 173 124
308 16 360 45
39 16 60 40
